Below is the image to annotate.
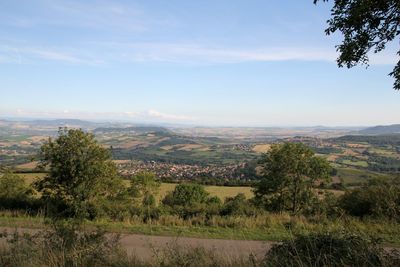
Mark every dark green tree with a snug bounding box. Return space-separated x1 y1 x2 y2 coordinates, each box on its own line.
31 128 128 266
34 128 125 222
315 0 400 90
255 143 331 214
162 183 210 207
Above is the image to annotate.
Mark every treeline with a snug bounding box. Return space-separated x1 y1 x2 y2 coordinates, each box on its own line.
2 169 400 224
365 154 400 172
333 134 400 146
339 154 400 173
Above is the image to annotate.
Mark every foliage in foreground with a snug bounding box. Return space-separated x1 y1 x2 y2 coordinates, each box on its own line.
315 0 400 90
264 232 400 267
1 229 399 267
0 228 258 267
0 227 128 267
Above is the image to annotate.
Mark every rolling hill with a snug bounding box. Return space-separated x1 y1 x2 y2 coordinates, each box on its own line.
357 124 400 135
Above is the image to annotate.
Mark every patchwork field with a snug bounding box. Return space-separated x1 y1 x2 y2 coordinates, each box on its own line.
1 121 400 189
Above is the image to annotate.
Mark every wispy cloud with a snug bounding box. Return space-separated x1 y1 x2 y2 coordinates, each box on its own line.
1 41 396 66
1 0 175 32
102 42 397 65
112 43 339 63
1 0 396 67
0 45 103 65
0 42 337 65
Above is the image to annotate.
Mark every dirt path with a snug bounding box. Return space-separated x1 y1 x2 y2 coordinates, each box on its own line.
0 227 272 260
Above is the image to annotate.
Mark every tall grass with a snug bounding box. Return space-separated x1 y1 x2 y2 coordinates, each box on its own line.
1 211 400 245
0 229 259 267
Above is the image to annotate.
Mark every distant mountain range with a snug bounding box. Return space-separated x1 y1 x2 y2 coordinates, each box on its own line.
1 118 400 138
0 118 100 127
357 124 400 135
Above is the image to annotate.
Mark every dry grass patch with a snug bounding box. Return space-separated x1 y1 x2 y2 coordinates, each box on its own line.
120 141 148 149
28 136 48 142
15 161 38 170
178 144 206 151
252 144 271 153
347 143 370 148
113 160 132 164
17 173 46 184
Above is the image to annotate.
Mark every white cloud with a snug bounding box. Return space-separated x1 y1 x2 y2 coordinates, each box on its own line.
92 42 337 64
146 109 193 121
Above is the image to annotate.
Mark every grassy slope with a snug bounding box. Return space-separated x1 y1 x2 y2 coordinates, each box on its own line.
336 167 392 185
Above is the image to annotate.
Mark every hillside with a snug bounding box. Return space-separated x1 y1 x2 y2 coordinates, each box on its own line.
357 124 400 135
93 126 171 135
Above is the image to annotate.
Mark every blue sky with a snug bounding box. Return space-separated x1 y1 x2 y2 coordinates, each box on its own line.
1 0 399 126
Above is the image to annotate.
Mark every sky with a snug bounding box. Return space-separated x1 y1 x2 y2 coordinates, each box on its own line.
1 0 399 127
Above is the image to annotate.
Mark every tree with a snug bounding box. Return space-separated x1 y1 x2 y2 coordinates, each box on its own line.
34 128 125 222
162 183 210 207
129 171 160 207
162 183 222 218
128 172 161 221
315 0 400 90
254 143 331 214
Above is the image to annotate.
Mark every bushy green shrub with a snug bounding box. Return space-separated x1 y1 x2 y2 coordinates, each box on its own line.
339 178 400 220
264 232 400 267
162 183 222 218
221 193 260 216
